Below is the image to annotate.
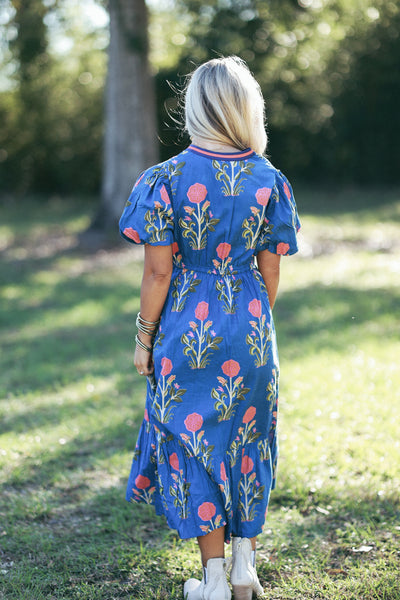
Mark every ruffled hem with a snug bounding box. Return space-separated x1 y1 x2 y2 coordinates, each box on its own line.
126 415 277 543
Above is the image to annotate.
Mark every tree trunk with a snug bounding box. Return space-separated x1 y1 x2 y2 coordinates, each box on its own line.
95 0 158 231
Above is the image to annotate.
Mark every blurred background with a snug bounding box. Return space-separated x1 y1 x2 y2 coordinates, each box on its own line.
1 3 400 598
1 0 399 231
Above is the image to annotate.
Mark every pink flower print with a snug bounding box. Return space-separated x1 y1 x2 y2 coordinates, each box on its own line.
210 330 216 337
248 299 262 318
169 452 180 471
198 501 216 521
184 412 203 432
220 462 227 482
216 242 231 259
189 321 197 329
172 241 179 254
160 357 173 377
277 242 290 255
221 360 240 378
255 187 272 206
184 205 196 215
283 181 291 200
243 406 256 423
154 201 162 209
187 183 208 204
160 184 171 204
250 206 259 215
241 455 254 475
135 474 151 489
144 408 149 422
195 301 209 321
123 227 140 243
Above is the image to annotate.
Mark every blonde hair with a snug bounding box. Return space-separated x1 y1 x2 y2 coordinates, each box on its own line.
184 56 267 155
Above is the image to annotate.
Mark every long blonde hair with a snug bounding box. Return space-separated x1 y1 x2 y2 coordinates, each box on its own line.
184 56 267 155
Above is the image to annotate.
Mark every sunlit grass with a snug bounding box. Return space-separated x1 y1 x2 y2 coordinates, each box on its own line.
0 191 399 599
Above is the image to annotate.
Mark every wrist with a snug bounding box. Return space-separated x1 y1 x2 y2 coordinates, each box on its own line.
138 332 152 344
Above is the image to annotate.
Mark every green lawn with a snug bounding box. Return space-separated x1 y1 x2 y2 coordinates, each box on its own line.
1 189 399 599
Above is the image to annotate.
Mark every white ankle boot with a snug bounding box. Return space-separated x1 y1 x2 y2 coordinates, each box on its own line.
184 557 232 600
231 537 264 600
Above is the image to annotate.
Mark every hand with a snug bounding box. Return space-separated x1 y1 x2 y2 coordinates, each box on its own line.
134 345 154 377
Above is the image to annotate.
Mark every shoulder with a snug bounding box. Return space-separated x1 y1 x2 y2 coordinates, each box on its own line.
134 149 190 189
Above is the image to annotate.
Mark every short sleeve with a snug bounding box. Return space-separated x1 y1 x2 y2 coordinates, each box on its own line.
256 170 301 256
119 164 174 246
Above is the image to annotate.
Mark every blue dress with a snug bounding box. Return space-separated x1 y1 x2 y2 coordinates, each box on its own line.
119 145 300 543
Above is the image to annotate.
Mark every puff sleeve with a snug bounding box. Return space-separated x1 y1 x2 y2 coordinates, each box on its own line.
119 165 174 246
256 170 301 256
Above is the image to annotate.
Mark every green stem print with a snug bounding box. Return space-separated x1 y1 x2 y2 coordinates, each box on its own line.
152 358 186 423
171 270 201 312
181 302 223 369
211 243 242 314
212 160 255 196
215 274 242 314
241 187 273 250
169 453 191 519
238 456 265 522
219 462 232 516
246 299 271 367
179 413 214 473
257 439 271 462
144 183 174 243
211 360 249 422
145 160 185 194
178 183 220 250
131 474 156 505
227 405 261 467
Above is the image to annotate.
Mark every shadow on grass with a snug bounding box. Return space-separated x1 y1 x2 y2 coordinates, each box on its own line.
1 270 141 395
2 405 145 490
2 275 398 396
3 473 399 599
275 283 400 357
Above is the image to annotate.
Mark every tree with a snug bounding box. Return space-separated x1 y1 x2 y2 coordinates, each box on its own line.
95 0 158 230
7 0 51 192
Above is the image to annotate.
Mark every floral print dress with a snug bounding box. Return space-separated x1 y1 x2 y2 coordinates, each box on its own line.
119 145 300 543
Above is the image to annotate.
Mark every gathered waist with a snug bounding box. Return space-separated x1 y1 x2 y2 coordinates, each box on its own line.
173 260 257 276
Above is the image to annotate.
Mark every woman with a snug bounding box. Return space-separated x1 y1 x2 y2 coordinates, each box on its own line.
119 56 300 600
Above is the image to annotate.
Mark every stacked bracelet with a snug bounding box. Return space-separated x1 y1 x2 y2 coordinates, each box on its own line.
135 334 153 353
136 312 160 336
135 312 160 353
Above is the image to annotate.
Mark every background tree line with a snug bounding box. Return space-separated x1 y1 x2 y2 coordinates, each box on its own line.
0 0 399 203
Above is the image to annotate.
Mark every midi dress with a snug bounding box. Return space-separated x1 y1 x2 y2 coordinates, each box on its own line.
119 145 300 543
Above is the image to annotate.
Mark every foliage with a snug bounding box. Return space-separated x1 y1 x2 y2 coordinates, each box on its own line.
0 190 399 597
156 0 400 184
0 0 106 195
0 0 400 195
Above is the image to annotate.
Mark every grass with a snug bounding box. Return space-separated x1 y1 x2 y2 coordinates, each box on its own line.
1 187 399 599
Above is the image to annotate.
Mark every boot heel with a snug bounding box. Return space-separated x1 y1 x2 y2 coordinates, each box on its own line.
232 585 252 600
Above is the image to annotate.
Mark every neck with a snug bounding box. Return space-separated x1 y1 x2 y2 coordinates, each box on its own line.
191 137 244 153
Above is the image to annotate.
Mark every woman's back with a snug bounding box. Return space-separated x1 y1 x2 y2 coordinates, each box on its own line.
121 144 299 271
120 142 300 540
